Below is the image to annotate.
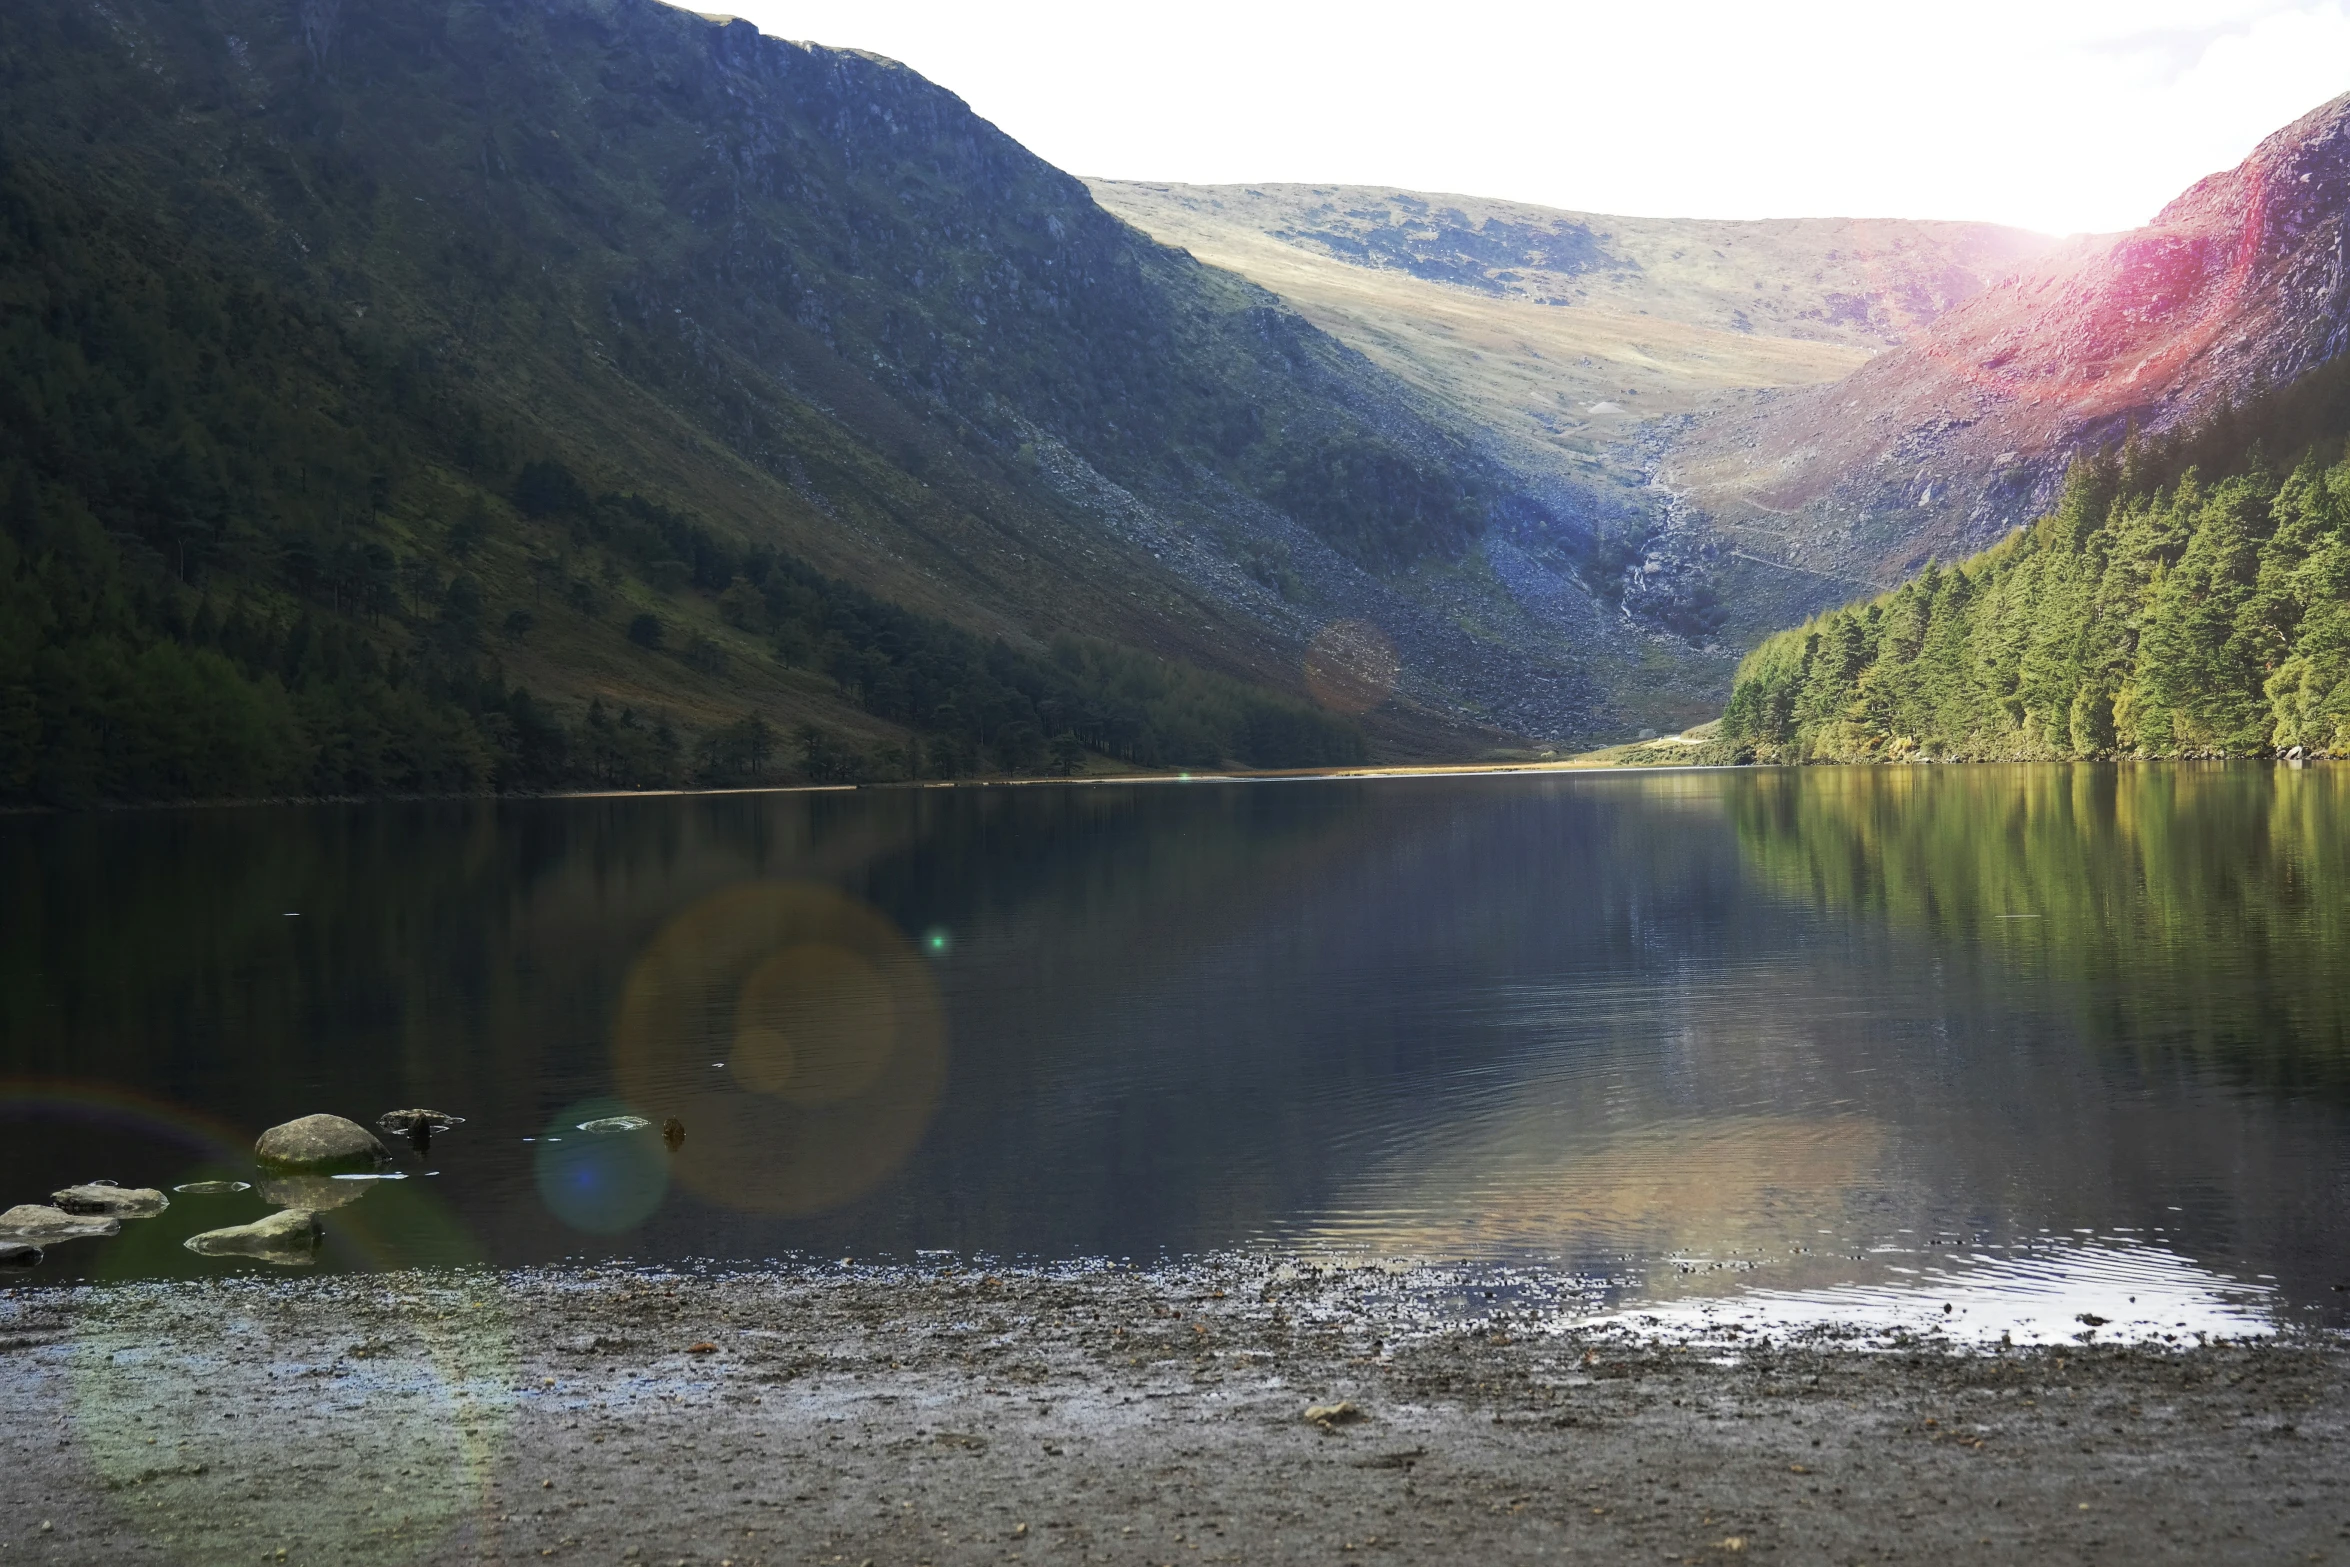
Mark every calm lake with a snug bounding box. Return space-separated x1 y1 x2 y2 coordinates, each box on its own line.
6 766 2348 1340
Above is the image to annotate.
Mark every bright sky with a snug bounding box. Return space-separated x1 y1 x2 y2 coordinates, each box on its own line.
714 0 2350 236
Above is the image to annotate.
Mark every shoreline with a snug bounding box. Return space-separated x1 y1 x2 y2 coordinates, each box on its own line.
10 752 2338 818
7 1262 2346 1563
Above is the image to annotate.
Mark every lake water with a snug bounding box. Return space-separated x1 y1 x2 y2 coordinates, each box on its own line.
5 766 2347 1340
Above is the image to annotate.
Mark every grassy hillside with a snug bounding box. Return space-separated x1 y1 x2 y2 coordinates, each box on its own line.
1088 182 2054 649
0 0 1613 804
1720 355 2350 762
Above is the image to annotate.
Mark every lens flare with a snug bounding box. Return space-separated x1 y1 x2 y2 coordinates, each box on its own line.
612 881 947 1216
730 942 896 1105
76 1158 513 1566
536 1099 670 1233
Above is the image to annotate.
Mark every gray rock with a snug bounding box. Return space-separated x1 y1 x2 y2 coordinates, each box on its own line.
256 1173 373 1213
0 1204 121 1243
52 1183 169 1218
183 1208 321 1265
254 1114 388 1171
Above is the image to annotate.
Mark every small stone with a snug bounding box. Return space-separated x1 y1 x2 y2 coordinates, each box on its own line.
0 1204 121 1243
52 1183 169 1218
662 1117 687 1149
183 1208 322 1266
255 1114 388 1172
1304 1400 1366 1429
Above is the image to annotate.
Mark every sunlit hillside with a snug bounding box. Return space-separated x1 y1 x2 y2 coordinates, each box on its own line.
1088 181 2053 480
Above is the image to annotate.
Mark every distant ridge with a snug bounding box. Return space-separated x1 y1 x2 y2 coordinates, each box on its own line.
1663 91 2350 608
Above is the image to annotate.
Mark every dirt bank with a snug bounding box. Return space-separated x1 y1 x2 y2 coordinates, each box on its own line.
4 1262 2347 1565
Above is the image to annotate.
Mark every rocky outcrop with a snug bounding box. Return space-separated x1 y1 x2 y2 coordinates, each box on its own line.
254 1115 389 1172
182 1208 322 1265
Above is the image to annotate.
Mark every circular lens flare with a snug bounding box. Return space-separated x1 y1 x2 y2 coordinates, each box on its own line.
536 1099 669 1234
612 882 947 1217
731 943 896 1105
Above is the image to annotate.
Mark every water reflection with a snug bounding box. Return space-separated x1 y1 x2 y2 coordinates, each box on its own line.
1598 1237 2278 1348
1 768 2346 1332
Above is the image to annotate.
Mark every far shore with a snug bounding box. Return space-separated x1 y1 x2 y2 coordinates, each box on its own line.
11 744 2340 818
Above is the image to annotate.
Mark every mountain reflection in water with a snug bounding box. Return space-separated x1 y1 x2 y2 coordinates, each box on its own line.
2 766 2345 1331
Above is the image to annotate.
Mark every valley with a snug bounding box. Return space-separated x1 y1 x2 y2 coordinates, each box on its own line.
3 0 2347 803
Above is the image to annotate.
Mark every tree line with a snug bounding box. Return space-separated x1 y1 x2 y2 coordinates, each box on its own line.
1723 357 2350 763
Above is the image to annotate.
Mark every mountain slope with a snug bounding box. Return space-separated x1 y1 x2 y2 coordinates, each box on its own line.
0 0 1681 802
1663 91 2350 633
1088 181 2054 656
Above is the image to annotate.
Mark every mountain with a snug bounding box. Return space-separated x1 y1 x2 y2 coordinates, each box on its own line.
1088 182 2053 428
0 0 1690 804
1090 182 2054 642
1660 91 2350 637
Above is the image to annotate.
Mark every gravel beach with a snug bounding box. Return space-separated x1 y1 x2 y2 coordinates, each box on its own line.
5 1263 2347 1565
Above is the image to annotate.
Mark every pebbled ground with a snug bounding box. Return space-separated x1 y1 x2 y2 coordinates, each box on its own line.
4 1263 2347 1566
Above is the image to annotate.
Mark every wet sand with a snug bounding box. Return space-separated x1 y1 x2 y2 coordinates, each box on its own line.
5 1263 2347 1565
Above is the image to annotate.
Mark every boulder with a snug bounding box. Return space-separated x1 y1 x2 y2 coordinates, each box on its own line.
256 1173 373 1213
183 1208 321 1265
0 1204 121 1243
52 1183 169 1218
254 1114 388 1171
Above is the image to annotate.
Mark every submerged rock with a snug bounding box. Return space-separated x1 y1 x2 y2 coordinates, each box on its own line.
379 1107 464 1152
0 1204 121 1243
52 1183 169 1218
183 1208 321 1265
256 1173 373 1213
662 1117 686 1149
377 1109 465 1135
172 1180 253 1197
1 1241 41 1268
254 1114 389 1172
